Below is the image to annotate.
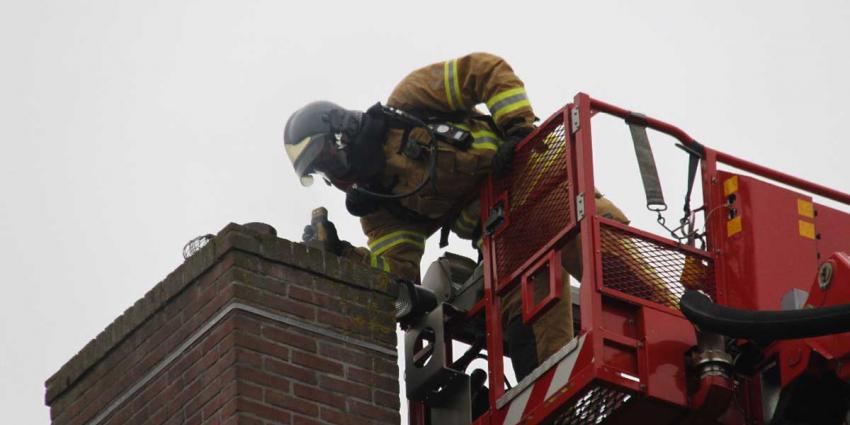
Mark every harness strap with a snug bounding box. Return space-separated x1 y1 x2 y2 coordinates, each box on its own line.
678 140 705 217
626 113 667 212
684 149 699 216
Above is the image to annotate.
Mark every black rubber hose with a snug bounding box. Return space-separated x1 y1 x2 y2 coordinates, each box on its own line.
679 290 850 341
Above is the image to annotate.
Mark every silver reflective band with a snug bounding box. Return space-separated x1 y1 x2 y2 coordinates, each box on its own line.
490 92 529 116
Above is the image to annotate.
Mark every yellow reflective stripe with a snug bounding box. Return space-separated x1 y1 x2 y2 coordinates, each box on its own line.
443 123 496 140
370 254 391 272
451 59 465 109
373 237 425 256
369 230 426 249
443 61 455 110
492 98 531 123
461 208 477 223
453 216 474 233
471 129 498 139
453 209 479 234
446 123 500 151
443 59 465 111
453 220 474 234
486 87 526 109
368 230 426 256
459 209 477 228
470 128 500 151
471 129 500 151
487 87 530 123
472 142 498 151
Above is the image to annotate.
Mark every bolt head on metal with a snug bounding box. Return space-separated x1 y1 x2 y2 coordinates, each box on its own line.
818 262 834 290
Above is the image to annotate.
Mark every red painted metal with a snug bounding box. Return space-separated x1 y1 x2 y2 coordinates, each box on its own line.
520 250 563 324
715 151 850 205
762 252 850 387
587 95 700 148
490 112 574 292
450 93 850 424
716 171 820 311
639 307 696 407
481 173 506 407
814 203 850 262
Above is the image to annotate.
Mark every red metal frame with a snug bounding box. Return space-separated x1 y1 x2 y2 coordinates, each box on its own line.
415 92 850 425
520 250 563 324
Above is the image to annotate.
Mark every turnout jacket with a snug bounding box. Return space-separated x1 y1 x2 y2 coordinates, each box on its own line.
357 52 536 281
345 53 631 367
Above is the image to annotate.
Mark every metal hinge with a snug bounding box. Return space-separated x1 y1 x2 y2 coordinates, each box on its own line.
484 201 506 236
576 193 585 221
570 107 580 133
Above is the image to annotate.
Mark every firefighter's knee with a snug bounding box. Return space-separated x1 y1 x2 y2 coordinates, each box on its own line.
531 282 574 362
561 237 582 281
596 195 629 224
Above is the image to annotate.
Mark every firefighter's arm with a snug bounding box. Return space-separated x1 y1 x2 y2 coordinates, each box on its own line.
388 52 535 136
300 207 424 280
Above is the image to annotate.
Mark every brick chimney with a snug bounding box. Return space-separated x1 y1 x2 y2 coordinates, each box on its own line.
45 223 400 425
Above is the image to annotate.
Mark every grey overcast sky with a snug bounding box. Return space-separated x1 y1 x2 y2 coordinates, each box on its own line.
3 1 850 423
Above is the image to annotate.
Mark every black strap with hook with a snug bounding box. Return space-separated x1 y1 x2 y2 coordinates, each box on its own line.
626 112 711 244
677 140 705 219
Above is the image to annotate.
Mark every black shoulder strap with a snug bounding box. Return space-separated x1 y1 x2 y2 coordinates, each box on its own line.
406 108 472 124
679 140 705 217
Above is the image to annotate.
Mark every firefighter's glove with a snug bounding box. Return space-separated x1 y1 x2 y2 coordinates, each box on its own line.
491 137 519 178
491 127 533 178
302 218 344 255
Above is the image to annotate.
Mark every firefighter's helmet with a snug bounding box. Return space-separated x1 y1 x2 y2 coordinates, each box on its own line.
283 101 363 186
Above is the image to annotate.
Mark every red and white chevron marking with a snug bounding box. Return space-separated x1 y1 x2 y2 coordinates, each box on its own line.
495 334 591 425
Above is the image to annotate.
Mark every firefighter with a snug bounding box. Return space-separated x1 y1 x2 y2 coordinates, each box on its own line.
283 52 629 380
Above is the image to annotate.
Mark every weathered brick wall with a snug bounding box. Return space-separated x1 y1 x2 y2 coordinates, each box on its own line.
45 223 399 425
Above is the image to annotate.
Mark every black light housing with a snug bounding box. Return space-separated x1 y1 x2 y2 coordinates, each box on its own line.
394 279 438 329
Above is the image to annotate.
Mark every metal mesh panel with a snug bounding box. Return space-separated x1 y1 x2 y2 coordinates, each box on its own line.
550 384 632 425
493 117 571 283
599 224 716 309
